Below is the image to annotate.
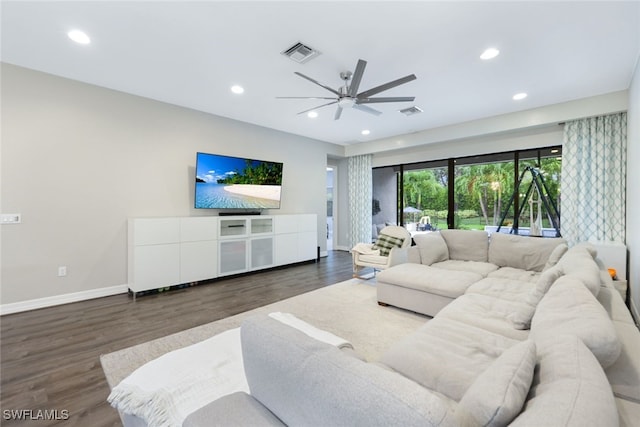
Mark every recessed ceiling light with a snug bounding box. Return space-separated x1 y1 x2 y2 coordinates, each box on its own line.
307 111 318 118
480 48 499 60
361 129 370 136
68 30 90 45
230 85 244 94
513 92 528 100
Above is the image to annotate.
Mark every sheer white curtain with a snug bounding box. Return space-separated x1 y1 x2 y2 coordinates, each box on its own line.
561 112 627 246
348 154 373 248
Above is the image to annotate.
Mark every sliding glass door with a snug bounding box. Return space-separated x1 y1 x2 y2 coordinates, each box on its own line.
372 145 562 235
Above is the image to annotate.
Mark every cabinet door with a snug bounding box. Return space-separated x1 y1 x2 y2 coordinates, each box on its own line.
274 215 297 234
219 218 248 238
181 241 217 283
219 240 247 275
132 244 180 292
131 218 180 245
251 217 273 235
274 233 298 265
298 231 318 262
180 217 218 242
251 237 274 269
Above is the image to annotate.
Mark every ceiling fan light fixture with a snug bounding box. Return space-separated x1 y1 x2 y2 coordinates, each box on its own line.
480 47 500 60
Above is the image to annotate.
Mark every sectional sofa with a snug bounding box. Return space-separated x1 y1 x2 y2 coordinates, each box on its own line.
111 230 640 426
182 230 638 426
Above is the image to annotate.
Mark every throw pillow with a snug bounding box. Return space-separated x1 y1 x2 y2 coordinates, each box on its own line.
455 340 537 427
372 233 405 257
543 243 568 271
508 265 564 330
412 232 449 265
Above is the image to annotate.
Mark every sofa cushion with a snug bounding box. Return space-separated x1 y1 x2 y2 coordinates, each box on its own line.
436 293 530 341
182 392 285 427
487 267 540 283
439 229 489 262
431 260 499 278
488 233 566 272
455 340 536 427
376 264 483 299
241 315 457 427
380 316 520 401
372 233 406 256
510 335 618 427
530 275 621 368
543 243 568 270
465 277 534 303
557 245 601 297
413 232 449 265
355 253 391 266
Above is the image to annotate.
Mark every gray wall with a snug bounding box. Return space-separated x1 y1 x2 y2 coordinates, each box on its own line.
626 57 640 322
1 64 343 305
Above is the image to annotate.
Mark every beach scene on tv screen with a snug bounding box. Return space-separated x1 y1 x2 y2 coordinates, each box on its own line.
195 154 282 209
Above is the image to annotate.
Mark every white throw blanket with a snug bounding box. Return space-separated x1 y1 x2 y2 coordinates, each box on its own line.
108 313 352 427
351 242 380 255
268 312 353 349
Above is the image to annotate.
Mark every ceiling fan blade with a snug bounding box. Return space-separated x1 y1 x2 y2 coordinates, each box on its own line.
353 104 382 116
357 74 417 99
356 96 415 104
296 100 339 116
348 59 367 97
277 96 338 100
334 106 343 120
294 72 341 96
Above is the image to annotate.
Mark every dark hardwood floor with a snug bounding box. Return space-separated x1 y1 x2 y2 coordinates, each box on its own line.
0 250 354 427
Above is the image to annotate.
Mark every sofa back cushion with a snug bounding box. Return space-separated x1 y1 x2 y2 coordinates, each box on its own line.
508 265 564 330
543 243 568 270
413 232 449 265
488 233 566 272
439 229 489 262
241 315 457 427
510 335 618 427
557 244 601 297
530 276 621 368
455 340 536 427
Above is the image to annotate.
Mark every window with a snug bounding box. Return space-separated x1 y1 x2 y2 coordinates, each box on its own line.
372 146 562 235
454 153 514 230
402 160 448 231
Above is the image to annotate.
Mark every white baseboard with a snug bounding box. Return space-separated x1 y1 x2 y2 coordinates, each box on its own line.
334 245 350 251
0 284 129 316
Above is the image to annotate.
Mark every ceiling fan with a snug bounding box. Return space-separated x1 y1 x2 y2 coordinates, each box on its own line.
277 59 417 120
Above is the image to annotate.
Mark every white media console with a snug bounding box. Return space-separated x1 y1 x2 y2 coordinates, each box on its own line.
128 214 318 294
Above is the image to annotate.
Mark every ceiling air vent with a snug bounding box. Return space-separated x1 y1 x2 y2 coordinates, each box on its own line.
281 42 320 64
399 106 423 116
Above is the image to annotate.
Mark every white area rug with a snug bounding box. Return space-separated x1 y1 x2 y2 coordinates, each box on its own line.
101 278 429 389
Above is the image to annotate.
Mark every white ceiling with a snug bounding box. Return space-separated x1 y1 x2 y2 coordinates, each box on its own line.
2 1 639 146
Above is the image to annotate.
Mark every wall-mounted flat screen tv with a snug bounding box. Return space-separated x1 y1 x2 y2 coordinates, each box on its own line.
195 152 283 209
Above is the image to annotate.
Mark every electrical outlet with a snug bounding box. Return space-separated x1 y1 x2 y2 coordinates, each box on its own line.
58 266 67 277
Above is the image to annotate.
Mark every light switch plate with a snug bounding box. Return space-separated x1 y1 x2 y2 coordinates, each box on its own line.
1 214 21 224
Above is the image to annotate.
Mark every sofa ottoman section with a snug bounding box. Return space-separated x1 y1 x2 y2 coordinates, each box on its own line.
377 264 483 317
